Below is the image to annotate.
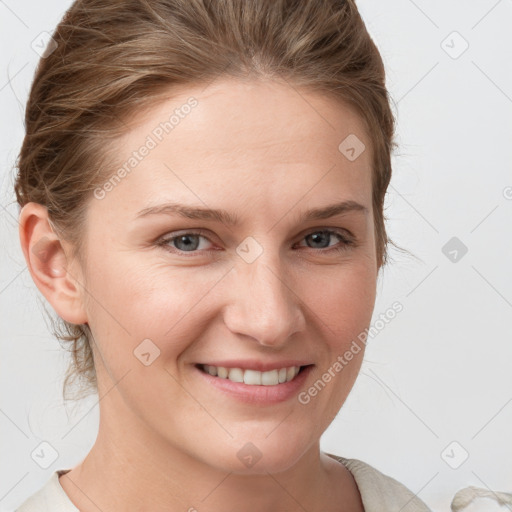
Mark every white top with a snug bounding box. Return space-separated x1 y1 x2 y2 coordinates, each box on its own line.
14 454 432 511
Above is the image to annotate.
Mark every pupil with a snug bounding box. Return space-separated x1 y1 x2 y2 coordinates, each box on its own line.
309 231 329 248
176 235 199 251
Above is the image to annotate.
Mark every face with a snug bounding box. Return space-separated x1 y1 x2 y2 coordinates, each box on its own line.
77 77 377 474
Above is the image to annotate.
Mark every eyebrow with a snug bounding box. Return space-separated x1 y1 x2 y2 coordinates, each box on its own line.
135 200 368 226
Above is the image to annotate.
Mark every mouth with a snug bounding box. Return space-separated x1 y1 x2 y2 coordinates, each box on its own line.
196 363 311 385
194 363 314 404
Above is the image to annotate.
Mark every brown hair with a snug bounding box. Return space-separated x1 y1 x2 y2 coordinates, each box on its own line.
15 0 400 401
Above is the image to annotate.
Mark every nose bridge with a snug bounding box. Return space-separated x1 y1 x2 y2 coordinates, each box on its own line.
224 243 304 346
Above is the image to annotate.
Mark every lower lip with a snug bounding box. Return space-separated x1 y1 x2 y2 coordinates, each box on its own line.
195 365 314 405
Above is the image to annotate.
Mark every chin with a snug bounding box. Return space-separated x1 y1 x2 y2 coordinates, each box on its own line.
203 434 312 476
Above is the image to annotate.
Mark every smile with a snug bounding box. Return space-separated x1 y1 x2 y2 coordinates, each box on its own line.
198 364 305 385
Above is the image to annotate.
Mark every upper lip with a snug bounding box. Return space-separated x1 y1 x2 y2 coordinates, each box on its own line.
196 360 313 372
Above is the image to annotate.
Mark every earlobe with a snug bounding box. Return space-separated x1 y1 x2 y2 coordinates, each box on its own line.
18 202 88 325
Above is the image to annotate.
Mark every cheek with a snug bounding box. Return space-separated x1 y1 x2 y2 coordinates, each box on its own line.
83 255 220 363
302 259 377 343
84 246 376 375
290 262 375 435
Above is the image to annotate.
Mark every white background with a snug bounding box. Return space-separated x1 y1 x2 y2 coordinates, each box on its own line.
1 1 511 511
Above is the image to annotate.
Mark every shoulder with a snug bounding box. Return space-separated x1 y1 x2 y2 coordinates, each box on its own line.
327 453 432 512
15 470 78 512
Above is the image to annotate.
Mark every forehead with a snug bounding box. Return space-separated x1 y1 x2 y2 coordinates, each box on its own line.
99 78 373 219
133 77 371 158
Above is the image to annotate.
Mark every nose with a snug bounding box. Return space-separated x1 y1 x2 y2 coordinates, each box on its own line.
222 250 306 348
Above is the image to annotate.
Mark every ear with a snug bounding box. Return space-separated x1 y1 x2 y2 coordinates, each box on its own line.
18 202 88 325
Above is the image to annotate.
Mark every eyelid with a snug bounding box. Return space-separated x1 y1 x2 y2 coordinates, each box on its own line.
157 228 217 250
297 226 354 242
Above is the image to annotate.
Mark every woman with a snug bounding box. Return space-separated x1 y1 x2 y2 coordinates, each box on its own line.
14 0 432 510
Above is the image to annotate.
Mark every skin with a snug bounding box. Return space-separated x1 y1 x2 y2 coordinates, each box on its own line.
19 77 379 511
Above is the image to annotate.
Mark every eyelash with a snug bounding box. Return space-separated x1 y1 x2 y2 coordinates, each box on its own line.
156 228 356 256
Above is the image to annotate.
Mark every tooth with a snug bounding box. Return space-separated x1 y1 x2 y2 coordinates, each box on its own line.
244 369 262 385
228 368 244 383
205 364 304 385
262 369 279 386
217 366 228 379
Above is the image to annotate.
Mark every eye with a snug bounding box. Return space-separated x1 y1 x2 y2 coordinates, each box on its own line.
296 229 356 253
156 228 355 256
157 230 214 254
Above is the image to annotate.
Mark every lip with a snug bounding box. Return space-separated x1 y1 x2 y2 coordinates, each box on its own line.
194 363 314 405
196 359 313 372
